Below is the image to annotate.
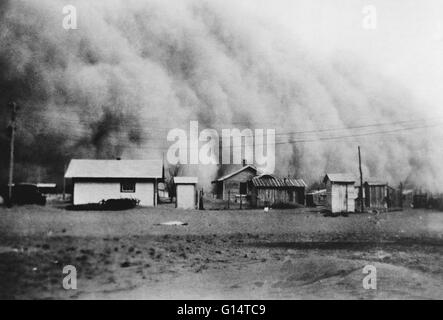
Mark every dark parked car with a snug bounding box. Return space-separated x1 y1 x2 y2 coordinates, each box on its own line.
1 183 46 206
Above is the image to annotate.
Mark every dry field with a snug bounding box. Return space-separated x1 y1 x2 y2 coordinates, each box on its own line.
0 204 442 299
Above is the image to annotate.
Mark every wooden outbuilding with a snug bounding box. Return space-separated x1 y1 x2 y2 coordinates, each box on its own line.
211 165 257 200
364 180 388 210
323 174 356 213
250 174 306 208
174 177 198 209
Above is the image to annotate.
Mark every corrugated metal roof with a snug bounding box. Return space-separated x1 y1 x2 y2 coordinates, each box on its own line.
324 173 355 183
174 177 198 184
65 159 163 178
365 181 387 186
364 178 387 186
252 174 306 188
213 165 257 182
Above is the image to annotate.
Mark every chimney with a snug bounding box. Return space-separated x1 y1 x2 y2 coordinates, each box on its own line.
242 159 246 167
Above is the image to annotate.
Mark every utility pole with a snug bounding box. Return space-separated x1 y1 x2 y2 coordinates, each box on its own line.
358 146 364 213
399 182 403 209
199 188 204 210
62 162 67 201
7 102 18 205
227 190 230 209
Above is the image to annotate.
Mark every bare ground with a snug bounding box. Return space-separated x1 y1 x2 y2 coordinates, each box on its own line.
0 205 442 299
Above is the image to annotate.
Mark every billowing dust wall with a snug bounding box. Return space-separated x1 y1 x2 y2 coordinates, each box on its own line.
0 0 442 191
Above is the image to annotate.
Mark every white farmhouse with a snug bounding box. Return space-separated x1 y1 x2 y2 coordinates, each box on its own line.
65 159 163 206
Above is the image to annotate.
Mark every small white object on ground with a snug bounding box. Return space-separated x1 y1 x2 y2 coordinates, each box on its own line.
376 250 392 260
156 221 188 226
264 207 269 212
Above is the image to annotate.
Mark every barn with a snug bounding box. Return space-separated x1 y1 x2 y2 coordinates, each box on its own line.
323 174 356 213
174 177 198 209
211 165 257 200
364 180 388 210
250 174 306 208
65 159 163 206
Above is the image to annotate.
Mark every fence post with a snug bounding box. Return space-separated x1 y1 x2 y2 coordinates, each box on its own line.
240 193 243 210
199 188 204 210
227 190 230 209
399 182 403 209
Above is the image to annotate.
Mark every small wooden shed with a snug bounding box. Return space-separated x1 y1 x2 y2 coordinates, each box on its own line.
364 180 388 210
250 174 306 208
323 174 356 213
174 177 198 209
211 165 257 200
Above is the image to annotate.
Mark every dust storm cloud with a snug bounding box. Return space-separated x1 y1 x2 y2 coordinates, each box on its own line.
0 0 442 190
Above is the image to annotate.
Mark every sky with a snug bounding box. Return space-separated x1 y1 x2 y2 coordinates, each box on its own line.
248 0 443 113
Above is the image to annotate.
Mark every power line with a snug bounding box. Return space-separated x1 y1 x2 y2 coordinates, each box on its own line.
62 121 441 150
281 122 443 144
25 113 443 137
15 113 443 151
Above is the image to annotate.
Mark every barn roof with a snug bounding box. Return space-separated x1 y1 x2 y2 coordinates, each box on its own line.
64 159 163 179
212 165 257 182
324 173 355 183
174 177 198 184
251 174 307 188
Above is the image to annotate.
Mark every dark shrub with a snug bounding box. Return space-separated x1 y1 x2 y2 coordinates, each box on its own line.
66 198 140 211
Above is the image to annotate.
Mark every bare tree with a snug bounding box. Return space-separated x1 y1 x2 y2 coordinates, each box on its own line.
166 163 182 201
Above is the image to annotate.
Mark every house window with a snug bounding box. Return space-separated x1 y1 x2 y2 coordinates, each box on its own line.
239 182 247 195
121 182 136 193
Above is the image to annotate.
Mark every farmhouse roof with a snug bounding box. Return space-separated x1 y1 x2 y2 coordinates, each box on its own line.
212 165 257 182
174 177 198 184
64 159 163 179
251 174 307 188
323 173 355 183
